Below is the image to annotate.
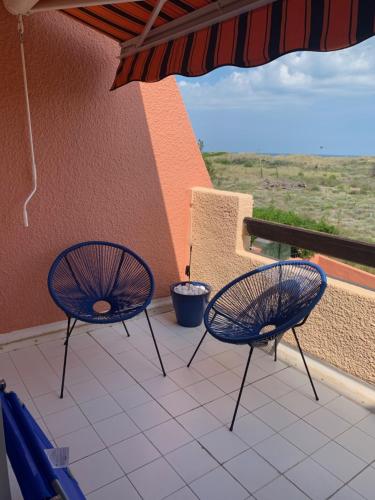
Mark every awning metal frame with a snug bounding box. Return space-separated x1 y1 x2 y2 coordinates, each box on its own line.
4 0 276 55
135 0 168 49
121 0 276 58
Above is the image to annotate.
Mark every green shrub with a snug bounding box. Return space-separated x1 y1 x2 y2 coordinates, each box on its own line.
215 158 232 165
203 151 227 157
253 206 338 234
252 206 339 259
322 174 338 187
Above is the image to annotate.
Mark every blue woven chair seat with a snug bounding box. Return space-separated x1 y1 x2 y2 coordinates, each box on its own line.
188 260 327 431
57 296 146 323
205 262 325 345
48 241 153 324
48 241 166 398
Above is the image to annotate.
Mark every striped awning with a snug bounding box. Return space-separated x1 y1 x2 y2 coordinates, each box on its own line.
62 0 375 89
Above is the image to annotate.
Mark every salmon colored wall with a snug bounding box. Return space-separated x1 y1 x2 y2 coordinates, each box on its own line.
310 255 375 290
0 5 211 334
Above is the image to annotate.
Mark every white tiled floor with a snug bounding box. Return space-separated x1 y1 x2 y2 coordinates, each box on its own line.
3 310 375 499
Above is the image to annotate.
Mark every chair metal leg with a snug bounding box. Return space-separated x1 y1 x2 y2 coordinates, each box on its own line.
122 320 130 337
60 317 77 399
292 327 319 401
274 338 278 362
230 346 254 431
144 309 166 377
187 330 208 367
188 312 217 367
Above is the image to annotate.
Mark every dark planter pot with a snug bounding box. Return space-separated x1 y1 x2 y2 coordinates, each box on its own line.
170 281 211 328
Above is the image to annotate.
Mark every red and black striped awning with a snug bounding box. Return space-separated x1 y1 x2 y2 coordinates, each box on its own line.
63 0 375 89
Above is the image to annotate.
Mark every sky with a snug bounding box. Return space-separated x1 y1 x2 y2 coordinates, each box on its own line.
177 37 375 156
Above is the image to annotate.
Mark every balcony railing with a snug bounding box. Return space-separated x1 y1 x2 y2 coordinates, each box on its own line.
245 217 375 268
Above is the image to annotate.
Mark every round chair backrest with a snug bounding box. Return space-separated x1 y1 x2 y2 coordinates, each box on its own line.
205 260 327 343
48 241 154 322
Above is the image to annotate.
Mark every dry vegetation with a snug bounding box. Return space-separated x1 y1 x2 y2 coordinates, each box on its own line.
204 152 375 244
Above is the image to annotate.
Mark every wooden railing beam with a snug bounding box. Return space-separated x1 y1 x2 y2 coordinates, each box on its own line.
245 217 375 268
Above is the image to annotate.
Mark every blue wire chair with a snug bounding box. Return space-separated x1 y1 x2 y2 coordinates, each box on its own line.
187 260 327 431
48 241 166 398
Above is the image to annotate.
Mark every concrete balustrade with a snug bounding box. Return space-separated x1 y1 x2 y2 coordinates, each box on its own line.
190 187 375 385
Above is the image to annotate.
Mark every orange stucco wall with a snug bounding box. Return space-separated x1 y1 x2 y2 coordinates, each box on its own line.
0 5 211 334
310 255 375 290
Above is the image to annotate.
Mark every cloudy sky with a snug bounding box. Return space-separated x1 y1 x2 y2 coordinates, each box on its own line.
177 37 375 155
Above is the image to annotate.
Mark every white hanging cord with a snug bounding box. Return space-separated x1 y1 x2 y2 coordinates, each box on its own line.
18 14 37 227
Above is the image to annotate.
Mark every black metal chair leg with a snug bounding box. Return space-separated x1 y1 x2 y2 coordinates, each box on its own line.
60 317 77 399
292 327 319 401
274 338 278 362
122 320 130 337
188 312 217 367
230 345 254 431
144 309 166 377
187 330 208 367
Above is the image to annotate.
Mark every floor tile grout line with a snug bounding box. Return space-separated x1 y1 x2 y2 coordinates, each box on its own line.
8 349 46 400
163 447 222 486
87 330 172 401
61 319 195 499
12 336 104 448
249 433 308 474
8 344 57 442
277 417 354 458
38 337 110 392
4 316 375 500
324 397 371 426
38 344 98 414
82 468 127 498
80 400 124 425
307 445 368 490
305 410 360 439
332 424 375 462
59 441 107 467
35 341 135 451
85 326 262 444
161 484 199 500
123 449 190 500
275 473 315 500
85 325 261 498
326 457 375 499
30 321 343 466
222 439 313 499
197 460 254 498
254 467 314 500
214 447 276 498
275 433 366 496
281 433 375 500
131 316 200 354
1 353 34 402
5 322 354 439
205 359 296 398
85 329 214 437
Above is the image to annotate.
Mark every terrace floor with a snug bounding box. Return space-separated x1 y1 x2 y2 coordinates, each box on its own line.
3 309 375 500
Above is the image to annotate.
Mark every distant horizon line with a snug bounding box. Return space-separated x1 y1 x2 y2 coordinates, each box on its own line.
204 151 374 158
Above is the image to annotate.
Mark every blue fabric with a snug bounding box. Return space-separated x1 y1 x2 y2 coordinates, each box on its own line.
0 390 85 500
204 260 327 345
48 241 154 324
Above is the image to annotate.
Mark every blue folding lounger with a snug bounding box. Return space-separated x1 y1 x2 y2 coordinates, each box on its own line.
0 383 85 500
